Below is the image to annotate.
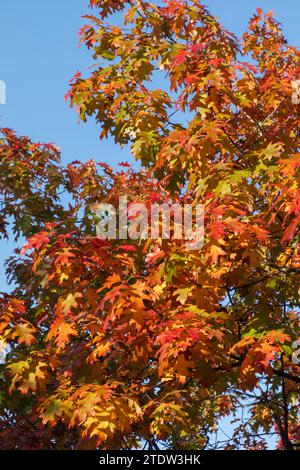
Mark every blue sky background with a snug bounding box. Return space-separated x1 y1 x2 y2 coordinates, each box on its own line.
0 1 299 448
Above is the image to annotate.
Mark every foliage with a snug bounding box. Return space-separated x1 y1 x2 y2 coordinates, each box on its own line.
0 1 299 450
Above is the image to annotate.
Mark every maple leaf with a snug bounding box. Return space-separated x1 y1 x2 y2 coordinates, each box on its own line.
21 231 50 255
57 292 82 315
47 320 78 349
209 244 226 264
174 286 194 305
12 323 37 346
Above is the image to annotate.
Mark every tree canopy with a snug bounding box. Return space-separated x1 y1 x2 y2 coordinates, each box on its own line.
0 1 299 450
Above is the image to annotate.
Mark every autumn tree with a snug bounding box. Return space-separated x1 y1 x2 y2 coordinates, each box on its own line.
0 1 299 450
